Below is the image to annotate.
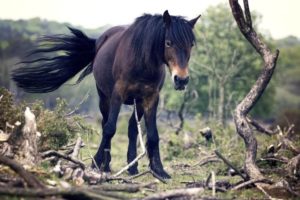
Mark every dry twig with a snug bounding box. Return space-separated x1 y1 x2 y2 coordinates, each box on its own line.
215 150 248 181
41 150 85 169
247 117 276 136
232 178 270 190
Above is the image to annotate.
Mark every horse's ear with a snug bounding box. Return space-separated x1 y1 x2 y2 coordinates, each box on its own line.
163 10 171 27
189 14 201 28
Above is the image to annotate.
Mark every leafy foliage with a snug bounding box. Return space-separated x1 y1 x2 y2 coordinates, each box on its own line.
0 87 17 130
0 87 96 150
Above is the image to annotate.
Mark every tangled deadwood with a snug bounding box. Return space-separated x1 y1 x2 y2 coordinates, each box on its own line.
228 0 300 199
229 0 280 182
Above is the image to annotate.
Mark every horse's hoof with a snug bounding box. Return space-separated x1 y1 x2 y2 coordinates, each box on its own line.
151 167 171 179
128 167 139 175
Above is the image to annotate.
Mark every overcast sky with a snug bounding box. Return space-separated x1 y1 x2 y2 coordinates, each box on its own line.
0 0 299 39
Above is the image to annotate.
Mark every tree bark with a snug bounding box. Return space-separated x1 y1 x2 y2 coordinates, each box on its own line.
208 78 214 119
229 0 279 182
217 81 225 126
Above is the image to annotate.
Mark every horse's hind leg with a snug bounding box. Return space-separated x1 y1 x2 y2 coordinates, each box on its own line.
127 103 143 175
98 90 109 128
92 90 121 172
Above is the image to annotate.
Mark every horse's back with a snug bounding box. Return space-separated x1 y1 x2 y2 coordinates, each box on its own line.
93 26 127 97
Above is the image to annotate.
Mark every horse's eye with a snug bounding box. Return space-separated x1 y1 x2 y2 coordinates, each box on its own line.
165 40 172 47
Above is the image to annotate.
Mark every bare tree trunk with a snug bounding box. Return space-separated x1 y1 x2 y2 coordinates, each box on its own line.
217 81 225 126
229 0 279 182
208 78 213 119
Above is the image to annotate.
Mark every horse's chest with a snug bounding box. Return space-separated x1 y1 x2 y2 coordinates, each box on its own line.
123 83 158 105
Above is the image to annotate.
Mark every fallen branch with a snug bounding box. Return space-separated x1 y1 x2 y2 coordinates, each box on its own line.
0 187 120 200
232 178 270 190
215 150 248 181
247 117 276 136
90 182 156 193
0 155 44 188
259 157 288 164
141 187 204 200
41 150 85 169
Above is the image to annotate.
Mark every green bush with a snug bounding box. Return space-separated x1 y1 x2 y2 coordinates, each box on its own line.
0 87 96 151
0 87 18 130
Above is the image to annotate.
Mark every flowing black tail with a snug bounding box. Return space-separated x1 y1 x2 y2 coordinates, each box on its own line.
12 27 96 93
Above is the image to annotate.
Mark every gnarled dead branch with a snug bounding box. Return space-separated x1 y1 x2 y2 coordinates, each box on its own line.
229 0 279 184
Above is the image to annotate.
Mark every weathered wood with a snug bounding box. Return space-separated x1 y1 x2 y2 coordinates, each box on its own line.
229 0 279 183
285 154 300 179
41 150 85 169
232 178 269 190
141 187 204 200
0 187 120 200
215 150 248 181
17 107 39 166
247 117 276 136
0 155 44 188
71 137 83 159
277 125 300 155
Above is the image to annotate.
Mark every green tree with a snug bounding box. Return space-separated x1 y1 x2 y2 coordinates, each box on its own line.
162 3 276 125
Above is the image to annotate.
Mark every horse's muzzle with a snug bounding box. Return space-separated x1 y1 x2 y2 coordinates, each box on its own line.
174 75 189 90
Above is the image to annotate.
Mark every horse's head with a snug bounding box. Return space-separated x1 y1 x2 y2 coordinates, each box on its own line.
163 10 200 90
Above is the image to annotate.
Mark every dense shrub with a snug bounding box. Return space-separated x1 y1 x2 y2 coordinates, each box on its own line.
0 87 95 151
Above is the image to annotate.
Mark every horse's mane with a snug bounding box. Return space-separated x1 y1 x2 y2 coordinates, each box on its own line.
127 13 196 67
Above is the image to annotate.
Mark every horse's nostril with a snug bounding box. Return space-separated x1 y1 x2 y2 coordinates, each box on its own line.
174 75 189 85
174 75 179 83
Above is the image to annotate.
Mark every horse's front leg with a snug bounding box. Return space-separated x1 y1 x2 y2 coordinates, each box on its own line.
92 90 122 172
143 95 171 179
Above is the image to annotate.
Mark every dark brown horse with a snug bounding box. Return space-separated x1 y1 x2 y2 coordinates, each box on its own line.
12 10 200 178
